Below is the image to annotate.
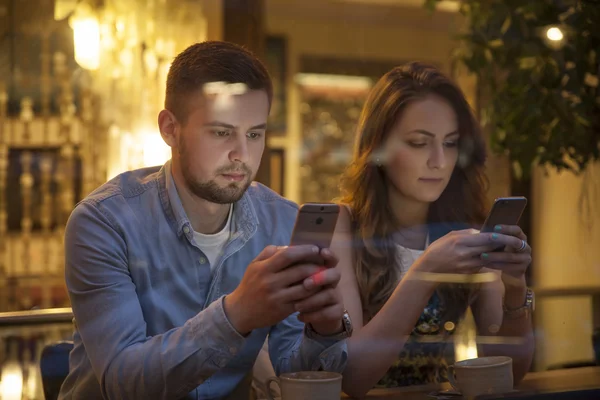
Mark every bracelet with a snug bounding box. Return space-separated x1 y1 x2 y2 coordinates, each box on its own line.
503 288 535 319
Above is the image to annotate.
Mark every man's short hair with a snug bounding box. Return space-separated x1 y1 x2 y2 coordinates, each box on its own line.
165 41 273 123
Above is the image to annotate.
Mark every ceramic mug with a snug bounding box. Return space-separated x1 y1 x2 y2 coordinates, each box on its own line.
265 371 342 400
448 356 514 397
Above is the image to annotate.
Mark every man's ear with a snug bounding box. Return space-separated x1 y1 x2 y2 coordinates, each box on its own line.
158 109 179 149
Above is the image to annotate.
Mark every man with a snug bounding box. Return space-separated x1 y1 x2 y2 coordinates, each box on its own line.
59 41 349 400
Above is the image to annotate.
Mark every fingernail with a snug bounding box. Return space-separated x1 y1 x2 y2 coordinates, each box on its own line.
321 248 331 256
313 271 325 286
276 245 288 250
481 253 489 260
304 277 315 290
494 225 502 232
312 246 319 253
492 233 498 240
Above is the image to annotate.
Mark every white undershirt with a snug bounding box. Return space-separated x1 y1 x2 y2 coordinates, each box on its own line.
394 244 424 280
192 204 233 271
394 234 429 280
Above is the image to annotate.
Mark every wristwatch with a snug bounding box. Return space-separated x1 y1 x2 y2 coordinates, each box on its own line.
341 309 353 337
503 287 535 319
306 309 353 338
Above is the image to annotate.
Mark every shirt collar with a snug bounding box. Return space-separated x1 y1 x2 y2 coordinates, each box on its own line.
163 160 258 240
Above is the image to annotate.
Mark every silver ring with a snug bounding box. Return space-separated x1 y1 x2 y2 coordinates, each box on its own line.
517 239 527 252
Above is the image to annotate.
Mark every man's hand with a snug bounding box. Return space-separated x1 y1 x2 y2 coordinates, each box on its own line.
295 248 345 336
224 245 326 335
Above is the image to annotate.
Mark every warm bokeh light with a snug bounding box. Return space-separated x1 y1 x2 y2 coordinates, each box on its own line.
295 73 372 91
454 306 479 362
142 132 171 167
70 6 101 70
0 368 23 400
444 321 456 332
546 26 564 42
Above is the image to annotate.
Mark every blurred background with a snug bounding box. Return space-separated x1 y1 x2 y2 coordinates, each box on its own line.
0 0 599 398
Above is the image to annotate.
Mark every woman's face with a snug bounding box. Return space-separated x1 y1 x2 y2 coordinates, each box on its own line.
382 94 460 204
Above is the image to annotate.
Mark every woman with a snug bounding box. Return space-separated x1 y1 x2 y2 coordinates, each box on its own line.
295 62 534 398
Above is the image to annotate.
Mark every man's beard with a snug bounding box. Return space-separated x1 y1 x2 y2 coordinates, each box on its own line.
179 147 253 204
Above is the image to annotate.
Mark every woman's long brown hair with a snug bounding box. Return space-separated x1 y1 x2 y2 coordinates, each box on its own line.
339 62 489 321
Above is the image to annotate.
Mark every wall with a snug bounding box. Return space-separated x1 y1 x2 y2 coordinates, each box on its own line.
532 162 600 369
265 0 464 203
199 0 224 41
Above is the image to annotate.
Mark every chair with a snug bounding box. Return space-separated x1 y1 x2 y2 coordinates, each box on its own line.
40 341 73 400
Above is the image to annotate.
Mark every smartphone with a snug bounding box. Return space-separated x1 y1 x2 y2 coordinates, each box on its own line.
481 196 528 233
481 196 527 251
289 203 340 264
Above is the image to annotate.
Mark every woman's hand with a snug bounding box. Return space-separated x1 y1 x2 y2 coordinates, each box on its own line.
412 227 531 279
477 224 532 281
412 229 503 275
478 225 531 304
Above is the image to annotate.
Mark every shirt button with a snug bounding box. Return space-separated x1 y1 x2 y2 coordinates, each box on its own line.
183 226 190 234
198 257 207 265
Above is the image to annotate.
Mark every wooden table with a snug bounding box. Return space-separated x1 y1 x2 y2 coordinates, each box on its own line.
349 366 600 399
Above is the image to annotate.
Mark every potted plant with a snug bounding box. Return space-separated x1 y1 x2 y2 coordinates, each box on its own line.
426 0 600 179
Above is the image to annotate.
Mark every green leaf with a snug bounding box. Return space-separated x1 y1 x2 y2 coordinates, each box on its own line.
584 73 599 88
544 118 559 137
519 57 537 69
461 3 471 15
559 7 576 22
574 114 591 127
512 161 523 180
500 16 512 35
589 50 596 66
496 128 507 141
423 0 439 13
488 39 504 48
484 48 493 62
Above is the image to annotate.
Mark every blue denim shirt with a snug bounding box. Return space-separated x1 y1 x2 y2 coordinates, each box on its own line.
58 162 347 400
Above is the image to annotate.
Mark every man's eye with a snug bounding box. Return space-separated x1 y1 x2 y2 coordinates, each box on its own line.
247 132 263 140
211 129 231 137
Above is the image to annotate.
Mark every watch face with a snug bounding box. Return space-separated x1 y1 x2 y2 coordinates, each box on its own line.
342 311 353 335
